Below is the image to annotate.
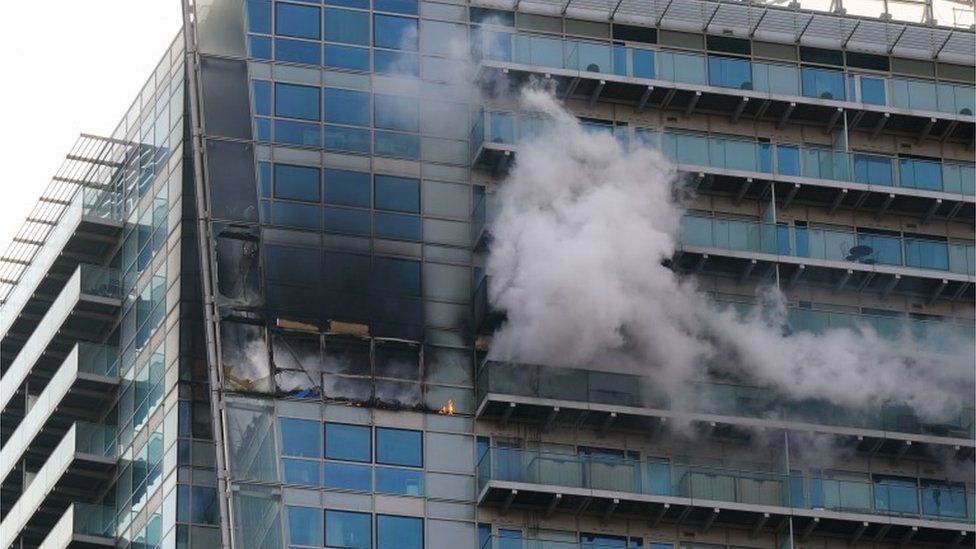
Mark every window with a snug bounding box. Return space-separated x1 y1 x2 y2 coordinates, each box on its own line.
252 80 271 115
873 475 919 514
247 0 272 34
323 462 372 491
325 510 372 548
375 50 419 75
274 164 321 202
272 202 322 229
374 131 420 159
325 8 370 45
612 24 655 44
374 212 422 240
276 2 321 39
375 0 418 14
324 88 371 126
374 94 419 132
374 175 420 213
325 126 371 153
325 423 371 461
325 169 371 207
325 44 370 70
275 83 321 121
283 458 320 486
374 15 418 50
377 515 423 549
376 428 423 466
375 467 424 495
853 154 893 186
324 206 372 235
249 35 272 59
287 506 323 547
327 0 369 8
190 486 218 524
860 77 886 105
280 418 321 457
275 38 321 64
373 257 421 296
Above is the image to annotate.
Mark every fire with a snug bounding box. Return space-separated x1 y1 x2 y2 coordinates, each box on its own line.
438 399 455 415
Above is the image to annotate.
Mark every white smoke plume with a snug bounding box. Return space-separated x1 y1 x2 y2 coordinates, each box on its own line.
485 88 974 421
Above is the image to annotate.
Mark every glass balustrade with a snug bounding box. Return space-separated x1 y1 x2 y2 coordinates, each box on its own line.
472 33 976 116
39 503 116 549
476 361 976 437
679 214 976 275
477 447 975 523
473 112 975 196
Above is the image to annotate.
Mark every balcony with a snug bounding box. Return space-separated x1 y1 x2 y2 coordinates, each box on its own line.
0 266 121 442
37 504 114 549
476 360 975 452
1 186 122 366
473 32 975 144
476 448 975 545
0 423 116 549
471 112 976 223
0 344 118 512
676 214 975 302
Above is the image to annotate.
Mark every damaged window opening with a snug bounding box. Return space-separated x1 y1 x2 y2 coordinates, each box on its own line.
220 317 273 393
214 224 263 307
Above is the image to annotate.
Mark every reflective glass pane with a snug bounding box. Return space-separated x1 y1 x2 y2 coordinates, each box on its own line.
374 131 420 159
275 38 321 64
324 88 371 126
325 44 371 70
375 95 420 132
280 418 322 457
325 510 372 549
374 15 419 50
324 462 372 491
283 458 320 486
325 169 371 207
275 83 321 121
275 119 322 147
324 125 371 153
375 50 419 75
374 175 420 212
274 164 321 202
325 423 371 461
247 0 272 33
375 467 425 495
801 67 845 100
324 206 372 235
288 505 323 547
325 8 370 45
860 77 886 105
376 427 423 466
377 515 423 549
276 3 321 39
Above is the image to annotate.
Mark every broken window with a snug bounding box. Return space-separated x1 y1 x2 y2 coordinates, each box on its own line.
214 224 262 307
220 317 273 393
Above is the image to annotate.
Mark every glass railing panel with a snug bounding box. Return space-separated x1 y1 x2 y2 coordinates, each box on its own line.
472 193 487 243
921 483 971 521
801 67 847 101
74 422 117 457
752 62 801 96
73 503 116 538
891 78 940 112
898 157 944 191
487 112 516 145
708 56 754 90
858 75 887 106
515 34 565 69
800 147 853 181
853 153 895 186
874 479 920 515
905 238 950 271
942 163 976 195
948 243 976 275
657 50 707 86
572 41 612 74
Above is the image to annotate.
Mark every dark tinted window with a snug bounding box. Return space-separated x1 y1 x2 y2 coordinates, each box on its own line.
275 83 321 121
374 257 421 296
800 46 844 66
274 164 321 202
324 88 371 126
276 2 321 39
847 51 890 71
470 7 515 26
706 35 750 55
612 24 656 44
375 175 420 212
324 169 371 207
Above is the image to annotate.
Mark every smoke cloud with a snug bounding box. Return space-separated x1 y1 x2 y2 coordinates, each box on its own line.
485 88 974 420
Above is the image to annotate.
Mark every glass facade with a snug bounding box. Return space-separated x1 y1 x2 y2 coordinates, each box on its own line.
0 1 972 548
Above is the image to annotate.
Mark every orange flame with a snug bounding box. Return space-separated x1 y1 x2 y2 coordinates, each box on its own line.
438 399 455 415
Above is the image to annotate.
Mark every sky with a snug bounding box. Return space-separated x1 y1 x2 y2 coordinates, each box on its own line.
0 1 183 255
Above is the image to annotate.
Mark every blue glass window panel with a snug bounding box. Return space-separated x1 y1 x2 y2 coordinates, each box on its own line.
274 164 321 202
861 77 886 105
287 506 322 547
275 38 321 64
280 418 322 457
856 233 902 265
708 56 753 90
874 477 919 514
373 257 421 297
478 524 491 549
853 154 893 186
249 35 272 59
247 0 272 33
375 0 418 14
255 117 272 142
777 225 792 255
272 202 322 229
325 169 371 207
483 31 513 62
516 35 564 68
191 486 218 524
801 67 846 100
776 144 800 176
374 131 420 159
274 120 322 147
275 83 321 121
324 206 372 235
613 46 627 76
375 467 424 495
325 423 371 461
487 113 515 144
375 50 419 75
922 482 968 518
374 15 419 51
252 80 271 116
377 515 423 549
794 227 809 258
325 44 371 70
325 8 370 46
325 510 372 549
324 88 371 126
323 462 372 491
328 0 370 7
375 213 421 240
276 2 321 39
375 427 423 466
374 175 419 213
758 143 772 173
576 42 612 73
899 158 943 191
374 95 419 132
581 533 629 548
632 48 655 79
324 125 371 153
259 162 272 197
905 239 949 270
283 458 320 486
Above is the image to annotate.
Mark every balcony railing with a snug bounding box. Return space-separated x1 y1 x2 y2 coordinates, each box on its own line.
679 214 976 276
477 447 975 524
0 264 120 413
0 422 117 549
476 361 976 438
473 111 976 196
473 32 976 117
37 503 115 549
